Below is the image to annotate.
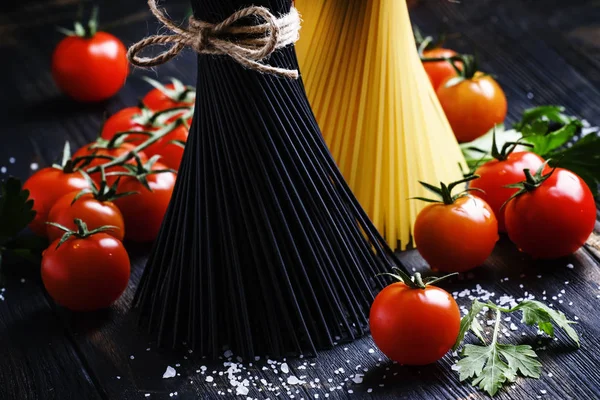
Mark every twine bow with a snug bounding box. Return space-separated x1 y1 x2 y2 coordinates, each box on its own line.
128 0 301 79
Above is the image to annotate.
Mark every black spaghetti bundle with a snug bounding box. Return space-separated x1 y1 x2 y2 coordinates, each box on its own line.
131 0 403 358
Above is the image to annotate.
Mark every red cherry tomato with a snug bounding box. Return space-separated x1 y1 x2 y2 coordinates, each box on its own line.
415 195 498 272
422 48 460 91
114 164 176 242
42 231 130 311
73 142 148 186
144 123 188 170
370 282 460 365
471 152 545 232
52 32 128 102
143 83 195 111
47 192 126 242
505 168 596 259
100 107 152 144
437 72 507 143
23 169 90 236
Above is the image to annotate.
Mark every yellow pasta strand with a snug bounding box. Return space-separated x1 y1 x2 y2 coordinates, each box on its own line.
296 0 467 250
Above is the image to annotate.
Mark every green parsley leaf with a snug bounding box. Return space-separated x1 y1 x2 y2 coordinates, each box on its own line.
548 133 600 196
453 299 486 350
497 344 541 379
0 177 36 245
512 300 580 346
459 343 510 396
521 121 579 156
454 299 579 396
513 105 578 132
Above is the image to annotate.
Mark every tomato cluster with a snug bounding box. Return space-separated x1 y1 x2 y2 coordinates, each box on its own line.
369 33 596 371
421 42 507 143
413 141 595 275
24 78 194 312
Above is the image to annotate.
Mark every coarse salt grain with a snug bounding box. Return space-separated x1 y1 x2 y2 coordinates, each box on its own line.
206 376 214 383
236 386 249 396
163 366 176 379
287 376 303 385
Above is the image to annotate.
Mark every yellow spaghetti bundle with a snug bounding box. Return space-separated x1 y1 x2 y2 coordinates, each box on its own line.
295 0 467 250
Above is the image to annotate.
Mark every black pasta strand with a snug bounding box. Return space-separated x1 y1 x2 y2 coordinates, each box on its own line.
133 0 406 358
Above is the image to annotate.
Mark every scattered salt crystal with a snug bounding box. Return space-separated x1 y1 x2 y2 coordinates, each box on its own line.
20 278 25 283
548 373 553 378
537 275 542 279
163 366 176 379
175 363 181 367
145 395 150 398
236 386 249 396
30 163 39 171
451 364 460 371
206 376 214 383
287 376 302 385
116 376 121 380
574 316 580 320
146 348 151 351
541 390 547 394
510 323 518 331
0 167 6 174
280 363 289 374
368 348 375 354
569 302 573 306
9 157 15 164
224 350 233 358
566 264 574 269
348 390 354 394
352 374 364 384
367 388 373 393
130 355 135 360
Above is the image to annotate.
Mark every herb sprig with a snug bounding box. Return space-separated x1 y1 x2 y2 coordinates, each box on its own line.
454 299 579 396
461 105 600 195
0 178 45 271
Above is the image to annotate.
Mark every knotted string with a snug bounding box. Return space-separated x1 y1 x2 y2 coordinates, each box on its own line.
128 0 301 79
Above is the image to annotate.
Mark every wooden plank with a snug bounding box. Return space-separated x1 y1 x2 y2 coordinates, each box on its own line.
1 0 600 399
0 274 103 400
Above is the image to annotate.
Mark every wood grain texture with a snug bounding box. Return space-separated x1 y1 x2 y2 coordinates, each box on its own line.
0 0 599 399
0 276 103 400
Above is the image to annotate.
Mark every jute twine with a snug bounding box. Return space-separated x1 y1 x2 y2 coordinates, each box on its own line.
128 0 301 79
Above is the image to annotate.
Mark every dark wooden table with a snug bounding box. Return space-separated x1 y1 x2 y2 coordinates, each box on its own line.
1 0 600 399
